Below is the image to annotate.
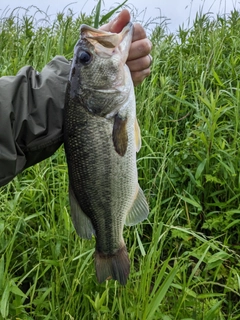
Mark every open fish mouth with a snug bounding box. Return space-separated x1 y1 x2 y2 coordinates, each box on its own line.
80 22 133 62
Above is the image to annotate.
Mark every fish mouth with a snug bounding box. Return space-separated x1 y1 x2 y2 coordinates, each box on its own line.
80 22 133 61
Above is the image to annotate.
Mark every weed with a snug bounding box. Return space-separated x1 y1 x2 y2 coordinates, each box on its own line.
0 2 240 319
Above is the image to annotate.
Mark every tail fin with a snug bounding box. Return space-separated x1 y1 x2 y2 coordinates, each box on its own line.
95 246 130 285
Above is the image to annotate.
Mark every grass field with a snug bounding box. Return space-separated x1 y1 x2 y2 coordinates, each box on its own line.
0 2 240 319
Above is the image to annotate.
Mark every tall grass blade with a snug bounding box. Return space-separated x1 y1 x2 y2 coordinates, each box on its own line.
99 0 128 25
94 0 102 28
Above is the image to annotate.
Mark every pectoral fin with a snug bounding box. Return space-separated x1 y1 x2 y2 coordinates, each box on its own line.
112 113 128 156
69 185 96 239
125 186 149 226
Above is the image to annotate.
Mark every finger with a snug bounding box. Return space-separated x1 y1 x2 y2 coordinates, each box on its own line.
131 69 151 86
127 55 152 72
100 9 130 33
127 38 152 61
132 22 147 42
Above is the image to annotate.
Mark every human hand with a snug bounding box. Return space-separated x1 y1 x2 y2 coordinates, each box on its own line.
100 9 152 86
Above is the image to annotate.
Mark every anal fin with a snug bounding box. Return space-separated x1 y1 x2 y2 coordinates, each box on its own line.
125 186 149 226
69 185 95 239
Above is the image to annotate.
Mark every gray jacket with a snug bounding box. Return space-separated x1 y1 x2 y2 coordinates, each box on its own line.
0 56 71 186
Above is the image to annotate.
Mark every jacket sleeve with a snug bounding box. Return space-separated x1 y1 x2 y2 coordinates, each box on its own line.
0 55 71 187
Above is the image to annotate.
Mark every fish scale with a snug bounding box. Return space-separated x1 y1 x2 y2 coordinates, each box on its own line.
67 110 129 249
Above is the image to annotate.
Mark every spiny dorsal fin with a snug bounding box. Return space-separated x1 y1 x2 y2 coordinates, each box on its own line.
112 113 128 156
69 185 95 239
125 185 149 226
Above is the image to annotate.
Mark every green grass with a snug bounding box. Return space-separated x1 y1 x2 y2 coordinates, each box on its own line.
0 2 240 319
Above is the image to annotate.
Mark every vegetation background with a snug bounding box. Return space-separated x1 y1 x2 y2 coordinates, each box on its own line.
0 1 240 319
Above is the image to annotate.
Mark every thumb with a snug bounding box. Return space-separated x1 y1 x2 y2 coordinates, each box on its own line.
100 9 131 33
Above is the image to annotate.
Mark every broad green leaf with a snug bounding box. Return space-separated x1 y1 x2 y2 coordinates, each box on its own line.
176 194 202 210
212 69 224 87
10 280 28 298
0 255 4 291
1 281 10 318
195 158 206 180
205 300 223 320
145 263 179 319
135 228 146 256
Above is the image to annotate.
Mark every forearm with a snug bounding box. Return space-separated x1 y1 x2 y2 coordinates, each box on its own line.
0 56 70 186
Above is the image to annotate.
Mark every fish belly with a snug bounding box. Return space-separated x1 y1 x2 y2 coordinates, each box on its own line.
64 102 137 255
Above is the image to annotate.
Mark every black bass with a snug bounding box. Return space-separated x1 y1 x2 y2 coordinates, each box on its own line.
64 22 149 285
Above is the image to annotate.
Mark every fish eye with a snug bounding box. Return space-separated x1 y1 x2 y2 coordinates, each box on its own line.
77 51 92 65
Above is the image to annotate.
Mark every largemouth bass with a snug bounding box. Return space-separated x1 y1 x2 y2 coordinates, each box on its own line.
64 22 149 285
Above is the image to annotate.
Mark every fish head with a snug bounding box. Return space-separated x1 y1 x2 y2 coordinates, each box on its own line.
69 22 134 117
